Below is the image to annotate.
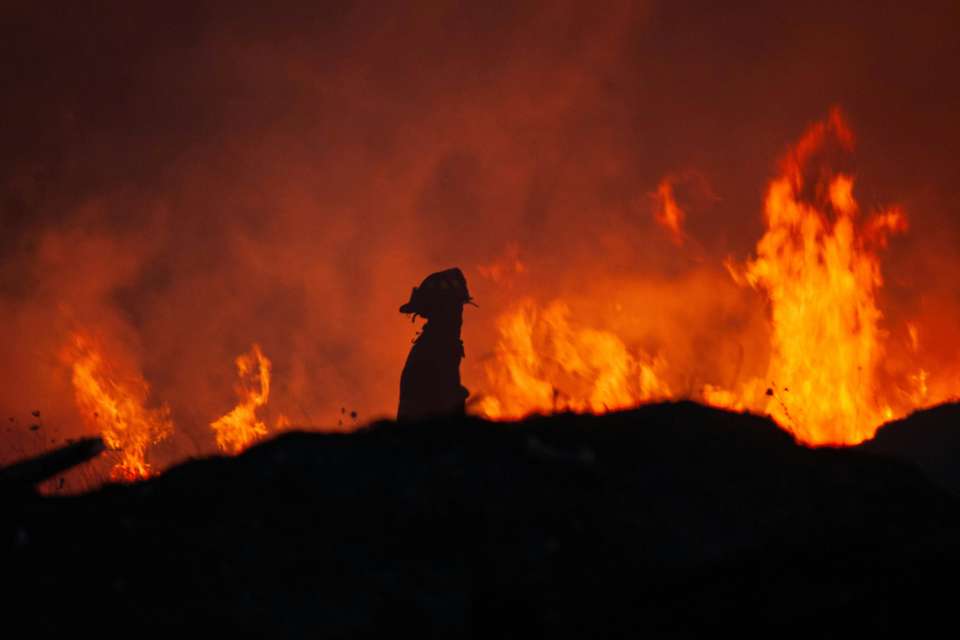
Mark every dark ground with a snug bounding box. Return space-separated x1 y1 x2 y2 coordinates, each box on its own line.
4 401 960 638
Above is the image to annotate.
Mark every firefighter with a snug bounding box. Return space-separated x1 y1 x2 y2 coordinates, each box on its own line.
397 267 473 421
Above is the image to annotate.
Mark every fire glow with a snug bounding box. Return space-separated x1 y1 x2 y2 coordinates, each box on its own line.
66 340 277 480
477 300 671 419
50 109 958 484
475 110 948 446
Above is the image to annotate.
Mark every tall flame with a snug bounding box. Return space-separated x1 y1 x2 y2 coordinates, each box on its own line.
741 109 906 444
68 333 173 481
210 344 272 454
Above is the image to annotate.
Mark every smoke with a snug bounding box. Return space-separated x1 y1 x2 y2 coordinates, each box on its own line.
2 1 959 466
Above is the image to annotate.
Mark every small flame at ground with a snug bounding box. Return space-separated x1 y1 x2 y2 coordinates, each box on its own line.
210 344 272 454
67 333 173 481
478 300 671 419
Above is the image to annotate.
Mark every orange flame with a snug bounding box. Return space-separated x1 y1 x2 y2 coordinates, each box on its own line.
477 109 933 447
739 110 907 444
477 300 670 419
210 344 272 454
653 177 686 246
68 333 173 481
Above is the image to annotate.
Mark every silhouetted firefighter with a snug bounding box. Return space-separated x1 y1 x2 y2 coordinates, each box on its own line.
398 267 473 421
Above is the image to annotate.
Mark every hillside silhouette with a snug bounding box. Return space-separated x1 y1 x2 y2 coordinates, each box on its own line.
5 401 960 637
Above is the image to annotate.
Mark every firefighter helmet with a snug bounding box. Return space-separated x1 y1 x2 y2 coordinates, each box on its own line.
399 267 474 317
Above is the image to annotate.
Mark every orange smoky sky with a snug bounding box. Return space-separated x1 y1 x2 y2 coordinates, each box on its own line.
2 2 959 470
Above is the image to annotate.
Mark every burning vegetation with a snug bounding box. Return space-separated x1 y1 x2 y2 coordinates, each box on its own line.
477 300 671 420
474 110 953 446
211 344 274 454
736 110 908 444
67 333 173 481
43 109 960 482
66 338 277 480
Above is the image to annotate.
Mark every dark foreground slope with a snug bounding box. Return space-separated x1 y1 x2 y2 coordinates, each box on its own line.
4 402 960 637
859 402 960 494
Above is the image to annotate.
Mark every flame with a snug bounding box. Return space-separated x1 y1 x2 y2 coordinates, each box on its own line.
477 109 936 447
701 384 746 412
477 300 670 420
210 344 272 454
67 333 173 481
38 109 960 473
652 177 687 246
739 109 906 444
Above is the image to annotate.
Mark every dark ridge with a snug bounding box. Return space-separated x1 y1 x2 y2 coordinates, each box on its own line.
859 401 960 494
0 437 104 492
4 401 960 637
